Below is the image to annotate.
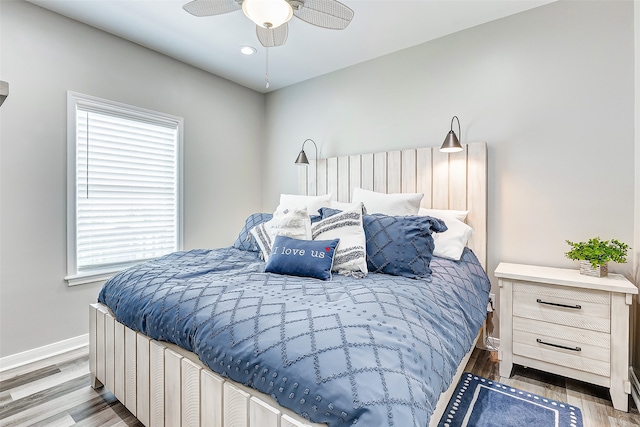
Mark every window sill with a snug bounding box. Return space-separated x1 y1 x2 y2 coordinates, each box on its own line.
65 268 124 287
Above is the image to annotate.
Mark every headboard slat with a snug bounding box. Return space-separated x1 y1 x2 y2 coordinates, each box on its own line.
449 146 468 211
316 159 328 196
373 152 387 193
416 148 433 208
401 149 417 194
431 149 450 209
327 157 338 200
298 166 308 197
349 155 361 201
387 151 402 194
307 161 317 196
337 157 350 202
361 153 374 191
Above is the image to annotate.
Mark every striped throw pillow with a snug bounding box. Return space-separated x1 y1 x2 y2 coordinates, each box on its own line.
311 205 367 277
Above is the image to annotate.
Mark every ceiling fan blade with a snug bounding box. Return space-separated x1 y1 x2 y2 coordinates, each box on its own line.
291 0 354 30
256 24 288 47
183 0 240 17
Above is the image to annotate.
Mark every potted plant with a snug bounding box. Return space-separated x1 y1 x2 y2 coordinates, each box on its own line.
565 237 630 277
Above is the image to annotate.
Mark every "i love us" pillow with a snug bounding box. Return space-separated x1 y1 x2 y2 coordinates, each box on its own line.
265 235 339 280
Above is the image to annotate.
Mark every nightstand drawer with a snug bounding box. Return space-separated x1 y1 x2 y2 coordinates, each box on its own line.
512 282 610 333
512 316 611 376
513 316 611 367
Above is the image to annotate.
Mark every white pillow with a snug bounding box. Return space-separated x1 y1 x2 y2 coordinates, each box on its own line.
418 208 468 222
311 205 367 277
250 207 312 262
278 193 333 216
331 201 366 213
420 210 473 261
351 188 423 216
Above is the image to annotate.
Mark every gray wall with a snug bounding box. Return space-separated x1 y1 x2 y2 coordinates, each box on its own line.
0 1 264 357
263 0 637 334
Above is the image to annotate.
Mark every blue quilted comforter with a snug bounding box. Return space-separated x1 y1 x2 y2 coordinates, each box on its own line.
98 247 490 427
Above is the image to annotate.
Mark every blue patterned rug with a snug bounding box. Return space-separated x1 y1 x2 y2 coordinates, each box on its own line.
438 373 583 427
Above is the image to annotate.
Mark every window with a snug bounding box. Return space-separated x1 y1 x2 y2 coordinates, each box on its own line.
66 92 183 286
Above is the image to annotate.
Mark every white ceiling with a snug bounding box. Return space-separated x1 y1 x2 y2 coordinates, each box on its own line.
27 0 555 93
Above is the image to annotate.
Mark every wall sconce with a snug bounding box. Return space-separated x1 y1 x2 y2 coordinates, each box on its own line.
294 139 318 165
439 116 463 153
0 81 8 107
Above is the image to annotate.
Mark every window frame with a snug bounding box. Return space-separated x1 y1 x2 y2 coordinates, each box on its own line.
65 91 183 286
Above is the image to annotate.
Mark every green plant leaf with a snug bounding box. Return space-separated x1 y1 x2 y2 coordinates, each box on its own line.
565 237 629 267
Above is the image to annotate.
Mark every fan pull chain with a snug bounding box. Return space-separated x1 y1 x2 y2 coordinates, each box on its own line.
265 45 270 89
264 23 273 89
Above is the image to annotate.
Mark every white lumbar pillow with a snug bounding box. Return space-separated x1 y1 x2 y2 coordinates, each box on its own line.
250 207 312 262
351 187 423 216
278 193 333 216
331 201 366 213
419 210 473 261
418 208 468 222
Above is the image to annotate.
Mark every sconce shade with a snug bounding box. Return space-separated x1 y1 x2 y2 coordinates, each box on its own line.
295 150 309 165
440 116 463 153
0 81 8 107
440 131 463 153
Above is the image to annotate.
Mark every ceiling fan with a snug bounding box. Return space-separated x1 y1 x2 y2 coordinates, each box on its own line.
182 0 355 48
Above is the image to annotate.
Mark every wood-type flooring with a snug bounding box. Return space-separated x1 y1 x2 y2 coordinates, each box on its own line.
1 346 639 426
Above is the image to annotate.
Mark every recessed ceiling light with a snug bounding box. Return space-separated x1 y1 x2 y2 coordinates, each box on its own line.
240 46 256 55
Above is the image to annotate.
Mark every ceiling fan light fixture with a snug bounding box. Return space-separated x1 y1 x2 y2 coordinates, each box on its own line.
242 0 293 29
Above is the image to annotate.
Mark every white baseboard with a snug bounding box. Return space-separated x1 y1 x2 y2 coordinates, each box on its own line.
0 334 89 372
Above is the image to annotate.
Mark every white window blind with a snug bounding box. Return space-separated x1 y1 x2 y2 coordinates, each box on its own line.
66 92 183 285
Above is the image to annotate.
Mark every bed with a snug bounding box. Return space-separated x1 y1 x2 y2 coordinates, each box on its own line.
89 141 489 427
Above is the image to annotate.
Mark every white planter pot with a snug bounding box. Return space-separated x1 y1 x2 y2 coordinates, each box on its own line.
579 260 608 277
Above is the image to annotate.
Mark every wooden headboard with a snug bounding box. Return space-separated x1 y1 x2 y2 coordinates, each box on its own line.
298 141 487 269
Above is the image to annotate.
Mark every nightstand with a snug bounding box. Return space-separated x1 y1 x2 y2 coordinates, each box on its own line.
495 262 638 412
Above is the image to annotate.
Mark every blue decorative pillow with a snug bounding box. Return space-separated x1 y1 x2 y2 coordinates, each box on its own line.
318 205 367 218
233 213 273 252
362 214 447 279
318 207 340 219
265 235 339 280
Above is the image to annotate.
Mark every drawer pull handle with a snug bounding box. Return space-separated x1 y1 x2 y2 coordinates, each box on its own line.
536 299 581 310
536 338 581 352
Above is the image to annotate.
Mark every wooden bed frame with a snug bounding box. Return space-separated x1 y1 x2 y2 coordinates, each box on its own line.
90 141 488 427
